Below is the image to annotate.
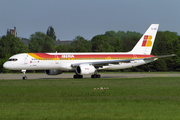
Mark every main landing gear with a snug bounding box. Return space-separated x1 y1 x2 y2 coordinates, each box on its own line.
73 74 83 78
22 70 27 80
91 74 101 78
91 70 101 78
73 74 101 79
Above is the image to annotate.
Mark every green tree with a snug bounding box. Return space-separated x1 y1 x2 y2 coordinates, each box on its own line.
29 32 55 52
120 31 141 52
151 31 179 71
0 54 11 73
104 36 122 52
105 31 141 52
153 59 167 71
46 26 56 41
70 36 92 52
173 44 180 71
91 35 113 52
0 34 28 58
152 31 179 55
0 34 28 72
104 31 116 37
55 44 71 52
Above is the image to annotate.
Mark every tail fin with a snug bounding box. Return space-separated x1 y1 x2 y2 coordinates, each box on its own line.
128 24 159 55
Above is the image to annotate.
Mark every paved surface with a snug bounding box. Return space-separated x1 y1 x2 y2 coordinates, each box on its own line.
0 73 180 80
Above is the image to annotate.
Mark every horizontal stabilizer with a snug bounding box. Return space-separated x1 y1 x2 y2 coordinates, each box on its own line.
144 54 176 60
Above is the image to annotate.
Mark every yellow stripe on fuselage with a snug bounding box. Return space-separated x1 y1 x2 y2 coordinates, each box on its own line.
27 53 42 59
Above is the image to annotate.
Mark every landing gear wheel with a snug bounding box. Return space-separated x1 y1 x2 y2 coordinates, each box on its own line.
73 75 83 78
22 76 27 80
97 74 101 78
91 74 101 78
21 70 27 80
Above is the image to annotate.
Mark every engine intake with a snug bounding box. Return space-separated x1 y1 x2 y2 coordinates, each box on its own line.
76 64 96 75
45 69 63 75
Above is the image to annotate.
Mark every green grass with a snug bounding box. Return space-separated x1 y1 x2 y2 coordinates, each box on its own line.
1 77 180 119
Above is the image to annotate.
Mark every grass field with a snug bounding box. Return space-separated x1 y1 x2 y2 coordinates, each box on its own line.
1 77 180 120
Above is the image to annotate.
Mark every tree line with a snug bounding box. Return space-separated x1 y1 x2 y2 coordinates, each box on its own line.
0 26 179 73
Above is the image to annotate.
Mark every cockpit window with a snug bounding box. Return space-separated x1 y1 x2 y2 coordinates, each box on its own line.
8 58 18 61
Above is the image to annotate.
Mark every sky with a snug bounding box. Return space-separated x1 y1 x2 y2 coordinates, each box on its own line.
0 0 180 40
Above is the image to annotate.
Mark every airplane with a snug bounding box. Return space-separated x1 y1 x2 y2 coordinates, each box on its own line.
3 24 175 79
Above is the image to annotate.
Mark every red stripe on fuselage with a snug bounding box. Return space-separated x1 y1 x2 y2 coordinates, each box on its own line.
32 53 155 59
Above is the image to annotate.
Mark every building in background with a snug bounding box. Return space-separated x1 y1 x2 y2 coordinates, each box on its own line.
7 27 17 37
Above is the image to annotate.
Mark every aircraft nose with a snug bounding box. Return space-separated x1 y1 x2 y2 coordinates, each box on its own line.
3 62 10 69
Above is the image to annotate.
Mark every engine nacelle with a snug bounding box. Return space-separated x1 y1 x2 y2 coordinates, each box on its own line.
76 64 96 75
45 69 63 75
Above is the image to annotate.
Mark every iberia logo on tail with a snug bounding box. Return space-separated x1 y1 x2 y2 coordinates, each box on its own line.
142 35 152 47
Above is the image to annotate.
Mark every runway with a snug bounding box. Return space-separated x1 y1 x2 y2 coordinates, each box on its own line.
0 73 180 80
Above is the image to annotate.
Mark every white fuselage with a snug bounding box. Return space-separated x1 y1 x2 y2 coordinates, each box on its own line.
3 53 155 72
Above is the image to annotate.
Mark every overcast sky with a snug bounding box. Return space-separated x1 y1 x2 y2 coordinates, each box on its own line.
0 0 179 40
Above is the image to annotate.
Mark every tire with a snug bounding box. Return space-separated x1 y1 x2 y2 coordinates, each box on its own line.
74 75 83 78
91 75 94 78
97 74 101 78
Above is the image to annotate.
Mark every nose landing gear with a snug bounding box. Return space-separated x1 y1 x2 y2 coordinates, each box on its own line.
21 70 27 80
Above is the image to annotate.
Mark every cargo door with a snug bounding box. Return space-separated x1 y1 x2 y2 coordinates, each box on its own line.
24 55 28 64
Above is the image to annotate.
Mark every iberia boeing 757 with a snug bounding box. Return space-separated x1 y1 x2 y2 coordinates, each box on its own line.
3 24 175 79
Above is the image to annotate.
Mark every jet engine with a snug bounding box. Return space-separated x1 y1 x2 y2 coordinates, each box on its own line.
45 69 63 75
76 64 96 75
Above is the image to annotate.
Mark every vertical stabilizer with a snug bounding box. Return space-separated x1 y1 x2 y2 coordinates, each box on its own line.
128 24 159 55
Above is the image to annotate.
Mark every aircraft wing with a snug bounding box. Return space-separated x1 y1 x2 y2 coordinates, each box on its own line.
71 54 175 68
71 58 143 68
